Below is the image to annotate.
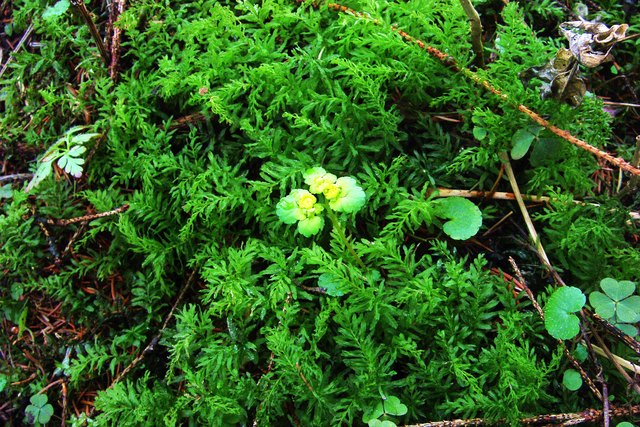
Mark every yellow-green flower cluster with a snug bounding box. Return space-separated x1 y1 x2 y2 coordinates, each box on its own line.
276 167 366 237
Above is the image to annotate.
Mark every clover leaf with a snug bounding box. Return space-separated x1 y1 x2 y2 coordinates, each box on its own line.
589 278 640 324
544 286 585 340
362 394 407 427
434 197 482 240
25 394 54 425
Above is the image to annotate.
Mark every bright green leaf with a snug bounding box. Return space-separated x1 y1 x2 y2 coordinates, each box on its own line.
473 126 487 140
601 278 635 301
616 295 640 323
0 375 7 393
615 323 638 337
510 128 536 160
562 369 582 391
42 0 70 21
544 286 586 340
362 405 385 424
434 197 482 240
573 343 588 363
589 291 615 319
383 396 408 416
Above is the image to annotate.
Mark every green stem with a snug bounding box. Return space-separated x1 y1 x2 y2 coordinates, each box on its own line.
323 204 367 270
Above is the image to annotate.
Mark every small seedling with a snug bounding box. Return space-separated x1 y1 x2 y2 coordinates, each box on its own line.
544 286 586 340
589 278 639 337
276 167 366 237
25 394 54 425
362 394 408 427
25 126 100 192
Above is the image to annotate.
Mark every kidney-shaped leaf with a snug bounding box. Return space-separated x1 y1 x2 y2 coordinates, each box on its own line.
544 286 586 340
434 197 482 240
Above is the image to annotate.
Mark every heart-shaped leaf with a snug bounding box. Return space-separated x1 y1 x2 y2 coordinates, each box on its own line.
616 295 640 323
589 291 615 319
383 395 408 416
601 278 635 301
544 286 586 340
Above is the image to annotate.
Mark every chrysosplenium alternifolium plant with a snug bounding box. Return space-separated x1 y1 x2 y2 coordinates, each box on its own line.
276 167 366 237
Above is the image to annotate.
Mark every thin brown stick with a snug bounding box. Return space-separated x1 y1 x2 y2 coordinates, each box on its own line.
402 405 640 427
326 3 640 176
108 0 126 81
0 173 33 183
70 0 109 65
459 0 485 68
0 23 34 80
44 204 129 226
499 152 551 266
434 188 640 221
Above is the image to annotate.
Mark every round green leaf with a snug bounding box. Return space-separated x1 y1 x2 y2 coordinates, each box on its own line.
601 278 635 301
616 295 640 323
510 128 536 160
544 286 586 340
435 197 482 240
473 126 487 141
616 423 636 427
589 291 615 319
562 369 582 391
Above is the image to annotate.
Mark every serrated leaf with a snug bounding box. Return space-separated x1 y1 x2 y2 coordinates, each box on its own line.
42 0 70 21
544 286 585 340
589 291 615 319
601 278 635 301
511 128 536 159
434 197 482 240
562 369 582 391
70 132 100 144
616 295 640 323
25 160 54 192
57 155 85 178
